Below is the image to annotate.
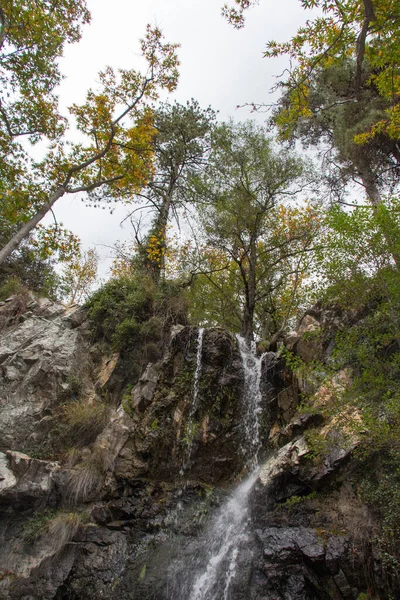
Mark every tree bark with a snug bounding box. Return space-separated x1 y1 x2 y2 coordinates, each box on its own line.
0 9 7 51
240 240 257 343
0 186 66 266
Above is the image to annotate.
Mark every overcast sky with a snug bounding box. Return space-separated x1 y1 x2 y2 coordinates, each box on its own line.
45 0 312 277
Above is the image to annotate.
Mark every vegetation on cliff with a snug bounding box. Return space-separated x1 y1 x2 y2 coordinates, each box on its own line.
1 0 400 596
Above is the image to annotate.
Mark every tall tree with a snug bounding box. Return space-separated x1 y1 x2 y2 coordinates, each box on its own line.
185 121 319 342
129 100 216 280
274 60 400 204
223 0 400 201
0 20 179 266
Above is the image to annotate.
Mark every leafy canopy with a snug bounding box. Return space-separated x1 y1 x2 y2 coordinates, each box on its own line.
223 0 400 143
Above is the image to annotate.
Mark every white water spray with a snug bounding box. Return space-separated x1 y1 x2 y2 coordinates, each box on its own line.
192 327 205 415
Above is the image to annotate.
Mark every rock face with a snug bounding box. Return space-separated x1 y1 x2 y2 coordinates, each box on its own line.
0 295 394 599
0 295 89 453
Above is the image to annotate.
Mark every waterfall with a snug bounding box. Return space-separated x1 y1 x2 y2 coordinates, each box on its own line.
172 334 265 599
192 327 205 415
188 469 259 600
180 327 204 476
236 334 264 470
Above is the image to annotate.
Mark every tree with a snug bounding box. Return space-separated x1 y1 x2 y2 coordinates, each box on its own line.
0 1 90 146
223 0 400 181
0 20 179 266
274 60 400 204
184 121 319 342
59 248 99 305
0 1 90 252
127 100 216 280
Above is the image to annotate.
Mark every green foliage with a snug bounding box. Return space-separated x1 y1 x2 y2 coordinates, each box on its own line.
277 61 400 200
283 491 317 509
88 273 156 345
360 463 400 584
88 271 186 350
0 220 60 299
1 14 180 266
227 0 400 142
134 100 216 279
150 418 159 431
292 195 400 578
315 198 400 306
0 276 23 301
181 420 199 446
182 120 318 339
121 384 135 417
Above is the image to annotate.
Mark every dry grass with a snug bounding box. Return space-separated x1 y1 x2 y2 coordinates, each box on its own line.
0 286 30 331
23 510 85 554
61 398 110 447
67 447 112 504
46 512 84 554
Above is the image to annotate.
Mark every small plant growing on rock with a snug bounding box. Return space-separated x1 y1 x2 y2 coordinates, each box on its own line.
60 398 110 447
46 511 85 554
67 447 112 504
23 509 58 542
283 491 317 510
23 509 87 553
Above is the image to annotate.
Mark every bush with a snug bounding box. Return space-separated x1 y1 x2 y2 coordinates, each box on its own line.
0 276 24 301
87 273 157 345
87 272 187 350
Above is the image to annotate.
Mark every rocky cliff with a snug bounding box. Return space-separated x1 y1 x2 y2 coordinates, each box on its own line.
0 293 395 599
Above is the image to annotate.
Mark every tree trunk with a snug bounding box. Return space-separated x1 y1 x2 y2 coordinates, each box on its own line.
0 186 66 266
147 193 172 282
360 172 381 206
240 240 257 343
241 305 255 343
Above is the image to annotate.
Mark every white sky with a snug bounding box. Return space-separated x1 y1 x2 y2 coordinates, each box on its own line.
44 0 312 277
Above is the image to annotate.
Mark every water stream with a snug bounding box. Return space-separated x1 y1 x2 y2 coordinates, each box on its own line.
172 334 266 599
180 328 205 477
188 468 260 600
236 334 264 471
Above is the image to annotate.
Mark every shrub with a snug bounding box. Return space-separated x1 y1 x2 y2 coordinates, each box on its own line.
87 273 157 345
87 271 187 351
0 276 24 301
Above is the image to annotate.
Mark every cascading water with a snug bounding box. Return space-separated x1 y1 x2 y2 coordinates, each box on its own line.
236 334 264 470
172 334 265 600
188 468 259 600
180 328 205 476
192 327 205 412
